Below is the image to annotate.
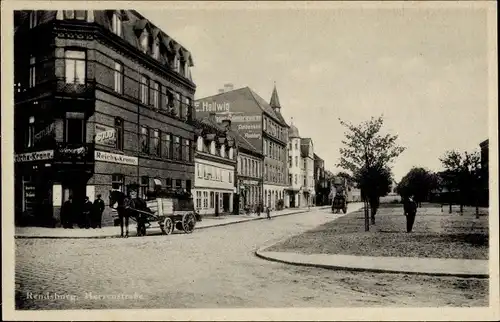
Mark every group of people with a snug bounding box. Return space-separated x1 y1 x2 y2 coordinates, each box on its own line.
60 194 106 229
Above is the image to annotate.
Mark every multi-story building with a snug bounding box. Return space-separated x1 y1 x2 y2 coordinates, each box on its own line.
286 124 302 207
235 133 263 213
192 117 236 216
194 84 288 210
313 153 329 206
300 138 315 207
14 10 196 227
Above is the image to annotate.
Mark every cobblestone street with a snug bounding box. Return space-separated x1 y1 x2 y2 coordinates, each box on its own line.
15 206 488 309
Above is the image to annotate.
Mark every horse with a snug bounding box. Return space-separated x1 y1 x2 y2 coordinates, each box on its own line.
109 190 132 238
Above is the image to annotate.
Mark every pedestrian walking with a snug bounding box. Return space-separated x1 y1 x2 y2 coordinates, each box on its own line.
403 195 417 233
61 196 73 228
82 196 93 229
92 194 105 228
266 206 271 219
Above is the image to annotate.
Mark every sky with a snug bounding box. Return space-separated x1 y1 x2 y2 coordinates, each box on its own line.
142 3 490 182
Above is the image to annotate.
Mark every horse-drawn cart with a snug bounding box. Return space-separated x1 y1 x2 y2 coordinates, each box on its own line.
145 196 197 235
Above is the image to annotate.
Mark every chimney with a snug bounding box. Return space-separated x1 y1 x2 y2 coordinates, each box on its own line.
223 83 234 92
218 89 225 94
221 119 231 132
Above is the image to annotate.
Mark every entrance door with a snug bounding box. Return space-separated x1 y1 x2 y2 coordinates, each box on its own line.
215 192 220 216
290 193 295 208
223 193 230 212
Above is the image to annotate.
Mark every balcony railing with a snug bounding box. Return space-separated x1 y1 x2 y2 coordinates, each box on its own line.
54 142 95 164
15 77 96 103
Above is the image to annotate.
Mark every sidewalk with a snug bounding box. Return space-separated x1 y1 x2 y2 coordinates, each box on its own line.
255 249 489 278
14 207 324 239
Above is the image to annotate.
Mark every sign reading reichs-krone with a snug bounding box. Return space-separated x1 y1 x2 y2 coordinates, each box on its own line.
94 150 138 166
15 150 54 162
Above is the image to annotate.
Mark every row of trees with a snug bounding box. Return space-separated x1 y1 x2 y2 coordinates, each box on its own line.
336 115 485 231
395 149 484 216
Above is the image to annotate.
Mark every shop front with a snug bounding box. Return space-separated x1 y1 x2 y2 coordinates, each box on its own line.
15 143 95 227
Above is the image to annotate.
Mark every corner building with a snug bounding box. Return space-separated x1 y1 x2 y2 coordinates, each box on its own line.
195 85 289 210
14 10 197 227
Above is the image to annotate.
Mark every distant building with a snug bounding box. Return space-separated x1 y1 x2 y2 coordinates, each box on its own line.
300 138 316 207
195 85 289 210
192 117 236 216
313 153 329 206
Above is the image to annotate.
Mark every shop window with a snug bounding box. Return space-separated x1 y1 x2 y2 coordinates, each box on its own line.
114 117 124 151
111 174 124 191
140 75 149 105
203 191 208 208
112 12 122 36
162 133 171 159
65 50 86 84
140 126 149 154
140 176 149 199
196 191 202 209
29 56 36 88
114 62 123 93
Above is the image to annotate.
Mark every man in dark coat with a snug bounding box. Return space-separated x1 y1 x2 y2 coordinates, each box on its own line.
125 184 150 236
403 195 418 233
61 196 73 228
92 194 105 228
82 196 93 229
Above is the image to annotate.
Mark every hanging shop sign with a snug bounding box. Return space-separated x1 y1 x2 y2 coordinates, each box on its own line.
15 150 54 162
95 125 116 147
34 123 55 144
56 145 89 162
94 150 138 166
241 180 259 186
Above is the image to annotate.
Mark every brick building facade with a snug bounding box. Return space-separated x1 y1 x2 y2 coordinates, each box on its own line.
14 10 197 227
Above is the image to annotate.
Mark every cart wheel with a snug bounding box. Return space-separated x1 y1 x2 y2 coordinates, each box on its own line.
182 213 196 234
162 217 174 235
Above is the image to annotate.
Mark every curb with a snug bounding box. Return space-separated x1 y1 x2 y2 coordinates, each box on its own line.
254 250 489 278
14 209 310 240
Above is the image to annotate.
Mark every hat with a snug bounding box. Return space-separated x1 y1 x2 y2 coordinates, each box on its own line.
127 183 139 192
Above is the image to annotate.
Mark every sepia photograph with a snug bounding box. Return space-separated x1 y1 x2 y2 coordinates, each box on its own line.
2 1 498 320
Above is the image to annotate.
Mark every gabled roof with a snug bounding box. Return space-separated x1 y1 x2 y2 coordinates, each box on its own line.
248 88 288 127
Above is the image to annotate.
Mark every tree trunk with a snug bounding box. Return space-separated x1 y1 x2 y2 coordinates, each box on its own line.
364 198 370 232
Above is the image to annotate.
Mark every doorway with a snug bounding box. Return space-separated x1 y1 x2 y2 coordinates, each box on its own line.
215 192 220 216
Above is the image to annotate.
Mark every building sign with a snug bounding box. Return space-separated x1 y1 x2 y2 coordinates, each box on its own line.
95 124 116 147
195 101 230 113
23 184 36 213
57 145 89 162
95 150 138 166
241 180 260 186
34 123 55 144
15 150 54 162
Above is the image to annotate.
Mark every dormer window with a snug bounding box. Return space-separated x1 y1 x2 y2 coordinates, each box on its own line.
210 141 216 155
229 148 234 159
140 30 149 53
180 60 186 76
220 145 226 158
173 55 180 72
29 11 38 28
152 37 160 60
64 10 87 20
112 12 122 37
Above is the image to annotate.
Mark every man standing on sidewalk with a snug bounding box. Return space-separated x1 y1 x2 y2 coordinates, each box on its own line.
403 196 417 233
266 206 272 219
92 194 105 228
61 196 73 228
